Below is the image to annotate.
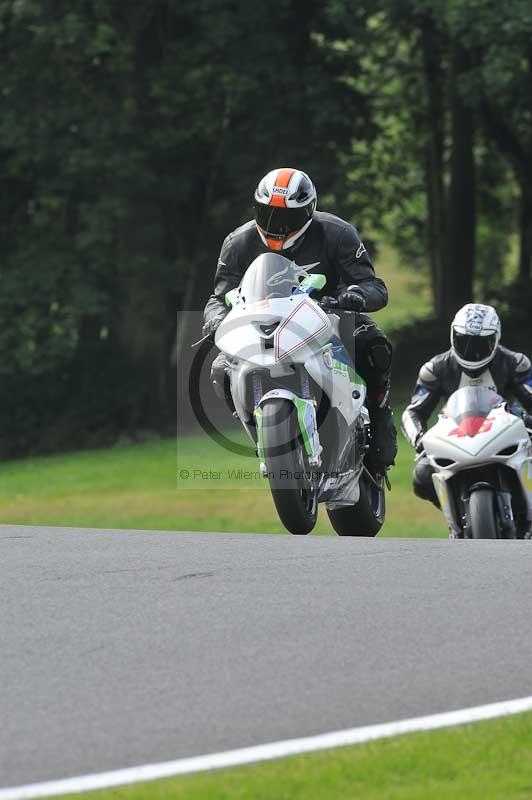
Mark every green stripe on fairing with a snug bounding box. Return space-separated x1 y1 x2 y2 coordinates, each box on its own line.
293 397 315 457
255 397 316 458
331 359 365 386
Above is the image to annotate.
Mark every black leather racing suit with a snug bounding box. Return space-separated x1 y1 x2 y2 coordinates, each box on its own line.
203 211 398 467
402 346 532 505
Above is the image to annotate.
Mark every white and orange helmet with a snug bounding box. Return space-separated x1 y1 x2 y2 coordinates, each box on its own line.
253 168 317 251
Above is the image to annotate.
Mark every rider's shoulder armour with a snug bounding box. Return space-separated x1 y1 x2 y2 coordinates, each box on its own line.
225 219 259 244
420 350 457 386
419 360 438 386
513 351 531 375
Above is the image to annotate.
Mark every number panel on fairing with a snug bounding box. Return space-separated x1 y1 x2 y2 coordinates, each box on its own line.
274 298 330 361
424 406 525 461
216 297 331 367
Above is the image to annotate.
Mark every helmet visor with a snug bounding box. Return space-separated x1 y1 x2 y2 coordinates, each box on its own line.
254 202 312 238
452 331 497 364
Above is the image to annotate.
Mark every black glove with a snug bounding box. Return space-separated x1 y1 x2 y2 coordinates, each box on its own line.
201 312 227 341
320 296 339 309
337 290 366 311
509 404 532 430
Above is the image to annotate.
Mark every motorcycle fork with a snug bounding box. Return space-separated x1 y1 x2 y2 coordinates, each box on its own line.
252 372 263 408
253 367 310 405
496 491 516 537
299 366 311 399
493 467 517 537
460 493 471 539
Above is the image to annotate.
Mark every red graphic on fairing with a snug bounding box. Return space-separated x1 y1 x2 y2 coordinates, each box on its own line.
449 417 494 438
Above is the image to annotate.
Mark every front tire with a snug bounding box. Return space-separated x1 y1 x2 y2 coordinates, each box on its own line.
327 471 385 537
262 400 318 535
469 489 498 539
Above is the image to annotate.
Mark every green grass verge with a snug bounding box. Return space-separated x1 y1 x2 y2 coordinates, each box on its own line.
0 426 443 537
175 423 443 537
0 438 180 532
55 712 532 799
372 243 432 331
0 248 436 535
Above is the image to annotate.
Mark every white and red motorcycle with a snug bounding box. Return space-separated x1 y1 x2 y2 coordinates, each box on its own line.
420 385 532 538
214 252 385 536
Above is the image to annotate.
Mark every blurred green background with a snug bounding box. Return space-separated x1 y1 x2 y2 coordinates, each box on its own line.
0 419 443 536
2 0 532 458
2 8 532 797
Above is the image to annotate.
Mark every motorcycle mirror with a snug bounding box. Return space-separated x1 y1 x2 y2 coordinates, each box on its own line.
299 273 326 294
225 288 241 307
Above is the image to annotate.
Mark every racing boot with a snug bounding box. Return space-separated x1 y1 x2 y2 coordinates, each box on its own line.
342 316 397 474
366 396 398 476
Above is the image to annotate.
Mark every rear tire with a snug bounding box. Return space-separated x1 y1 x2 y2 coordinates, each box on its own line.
262 400 318 535
327 471 385 537
469 489 498 539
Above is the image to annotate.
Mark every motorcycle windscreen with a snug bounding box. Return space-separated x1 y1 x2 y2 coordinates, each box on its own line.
239 253 308 303
443 386 504 437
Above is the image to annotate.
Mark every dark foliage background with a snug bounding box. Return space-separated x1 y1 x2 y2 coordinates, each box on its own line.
2 0 532 455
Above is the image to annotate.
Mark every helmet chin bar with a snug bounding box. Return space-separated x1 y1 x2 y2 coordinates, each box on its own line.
461 363 492 378
451 348 496 371
257 218 313 251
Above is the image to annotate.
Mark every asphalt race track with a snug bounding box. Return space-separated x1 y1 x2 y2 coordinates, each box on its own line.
2 525 532 788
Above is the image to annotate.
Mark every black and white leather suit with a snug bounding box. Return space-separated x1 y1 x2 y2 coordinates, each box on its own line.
203 211 398 467
402 346 532 505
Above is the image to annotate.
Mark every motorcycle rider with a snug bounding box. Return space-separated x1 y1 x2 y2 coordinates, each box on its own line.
402 303 532 506
202 167 398 473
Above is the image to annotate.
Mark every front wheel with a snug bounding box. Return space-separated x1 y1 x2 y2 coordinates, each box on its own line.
469 489 498 539
327 470 385 537
262 400 318 535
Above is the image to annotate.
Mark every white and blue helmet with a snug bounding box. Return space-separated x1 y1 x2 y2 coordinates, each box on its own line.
451 304 501 370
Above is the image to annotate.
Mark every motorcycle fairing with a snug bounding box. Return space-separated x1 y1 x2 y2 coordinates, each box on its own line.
274 298 330 360
254 388 362 509
424 404 524 461
215 251 375 523
255 389 321 469
518 459 532 520
216 294 332 368
305 345 366 429
329 336 366 383
423 386 532 534
323 468 360 509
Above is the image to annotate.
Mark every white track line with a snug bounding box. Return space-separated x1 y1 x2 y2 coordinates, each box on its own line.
2 695 532 800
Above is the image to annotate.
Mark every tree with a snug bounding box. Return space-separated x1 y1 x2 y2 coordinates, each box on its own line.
445 0 532 281
0 0 377 452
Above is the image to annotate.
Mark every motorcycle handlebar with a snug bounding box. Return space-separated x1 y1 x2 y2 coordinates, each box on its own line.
318 297 356 314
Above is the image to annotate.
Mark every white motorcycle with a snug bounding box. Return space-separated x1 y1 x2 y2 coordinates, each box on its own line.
214 252 386 536
420 385 532 538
